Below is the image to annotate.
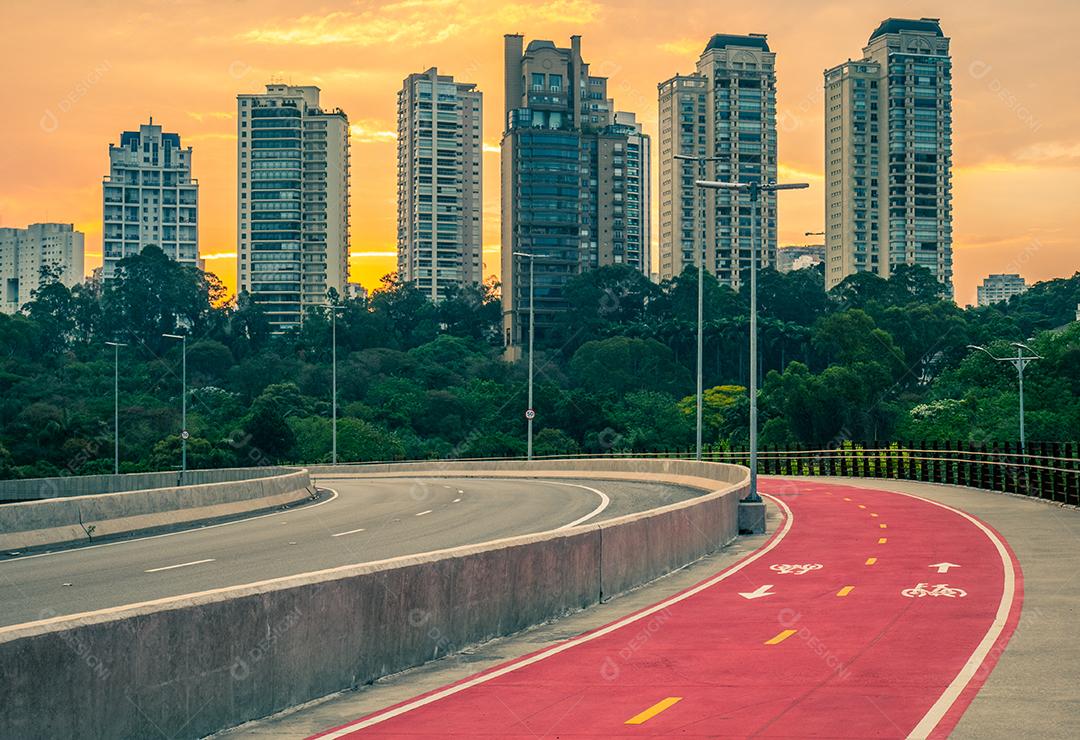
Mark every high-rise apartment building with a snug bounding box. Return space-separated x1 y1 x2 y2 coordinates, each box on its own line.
102 120 197 277
0 223 84 313
237 84 349 332
824 18 953 294
610 111 651 274
397 68 483 301
977 273 1027 306
658 34 778 287
501 34 651 353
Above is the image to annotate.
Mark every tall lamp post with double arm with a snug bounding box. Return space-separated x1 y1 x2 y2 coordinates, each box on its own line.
967 342 1042 451
695 179 809 505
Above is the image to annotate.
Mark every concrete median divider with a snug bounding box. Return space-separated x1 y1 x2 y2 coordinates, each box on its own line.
0 459 749 740
0 467 313 552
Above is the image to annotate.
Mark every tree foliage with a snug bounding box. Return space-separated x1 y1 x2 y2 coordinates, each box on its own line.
1 253 1078 478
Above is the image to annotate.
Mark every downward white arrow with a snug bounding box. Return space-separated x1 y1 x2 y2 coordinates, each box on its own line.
738 584 775 600
929 562 961 574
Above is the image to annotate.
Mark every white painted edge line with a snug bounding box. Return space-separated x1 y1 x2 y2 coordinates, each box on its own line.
0 488 339 565
144 558 215 573
331 527 366 538
315 493 793 737
545 482 611 529
415 510 433 517
897 489 1017 739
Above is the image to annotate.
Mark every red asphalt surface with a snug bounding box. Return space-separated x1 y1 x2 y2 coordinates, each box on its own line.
312 479 1023 739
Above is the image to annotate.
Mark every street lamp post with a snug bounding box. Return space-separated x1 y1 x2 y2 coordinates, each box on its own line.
162 333 187 480
513 251 536 460
104 341 127 474
676 154 724 462
321 304 346 464
967 343 1042 451
696 179 810 502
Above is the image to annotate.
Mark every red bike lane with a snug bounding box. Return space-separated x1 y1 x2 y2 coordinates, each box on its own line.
312 479 1022 739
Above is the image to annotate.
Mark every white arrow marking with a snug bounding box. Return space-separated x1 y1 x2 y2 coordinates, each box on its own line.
738 584 775 600
929 562 961 574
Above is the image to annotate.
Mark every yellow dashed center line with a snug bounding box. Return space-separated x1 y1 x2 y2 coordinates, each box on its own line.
843 497 852 502
625 697 682 725
865 557 877 566
878 537 887 544
765 629 798 645
858 504 866 509
870 512 879 518
879 524 887 529
837 586 855 597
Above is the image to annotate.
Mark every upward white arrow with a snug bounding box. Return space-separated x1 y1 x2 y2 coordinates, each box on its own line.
738 584 775 600
929 562 961 574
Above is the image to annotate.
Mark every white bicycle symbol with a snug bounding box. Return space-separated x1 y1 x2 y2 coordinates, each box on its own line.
901 583 968 599
770 563 823 576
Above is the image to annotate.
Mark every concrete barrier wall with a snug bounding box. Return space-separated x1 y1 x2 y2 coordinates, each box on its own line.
0 467 292 503
0 459 748 740
0 468 313 552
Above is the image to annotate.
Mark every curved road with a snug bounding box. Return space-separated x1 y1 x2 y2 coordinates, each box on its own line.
309 478 1022 738
0 476 702 629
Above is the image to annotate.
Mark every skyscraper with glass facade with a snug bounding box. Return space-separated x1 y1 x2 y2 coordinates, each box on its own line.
501 35 651 354
824 18 953 294
237 84 349 332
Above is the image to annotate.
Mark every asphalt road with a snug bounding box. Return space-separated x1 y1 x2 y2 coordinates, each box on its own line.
0 476 701 628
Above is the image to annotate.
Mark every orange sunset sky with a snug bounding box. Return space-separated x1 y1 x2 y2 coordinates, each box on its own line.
2 0 1078 306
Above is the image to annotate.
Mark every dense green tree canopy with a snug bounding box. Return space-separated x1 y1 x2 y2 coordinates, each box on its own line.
0 246 1077 479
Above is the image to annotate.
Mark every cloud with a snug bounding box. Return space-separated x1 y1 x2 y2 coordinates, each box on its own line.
238 0 601 48
1015 141 1080 166
659 39 703 56
350 250 398 258
200 251 237 260
777 163 824 182
186 132 236 142
188 111 233 122
483 143 501 154
350 122 397 144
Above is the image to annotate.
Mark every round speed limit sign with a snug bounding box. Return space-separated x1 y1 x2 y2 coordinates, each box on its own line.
525 409 536 420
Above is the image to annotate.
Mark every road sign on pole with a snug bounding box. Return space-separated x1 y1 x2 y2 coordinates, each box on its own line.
525 409 536 420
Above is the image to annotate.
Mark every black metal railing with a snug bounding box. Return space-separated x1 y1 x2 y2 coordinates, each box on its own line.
628 441 1079 507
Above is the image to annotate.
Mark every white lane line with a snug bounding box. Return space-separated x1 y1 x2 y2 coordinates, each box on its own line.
416 510 433 517
898 490 1017 738
457 489 464 494
452 498 462 503
316 493 793 737
331 527 366 538
144 558 215 573
1 488 340 565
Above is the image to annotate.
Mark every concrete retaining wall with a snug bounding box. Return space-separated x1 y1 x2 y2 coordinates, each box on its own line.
0 468 313 552
0 459 748 740
0 467 293 503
